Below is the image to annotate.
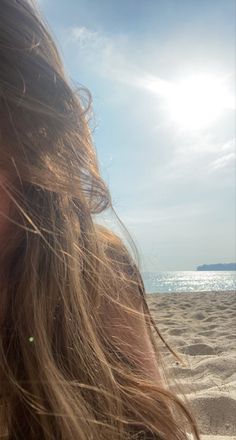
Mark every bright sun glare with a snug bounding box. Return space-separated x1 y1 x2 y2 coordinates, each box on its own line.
165 74 234 130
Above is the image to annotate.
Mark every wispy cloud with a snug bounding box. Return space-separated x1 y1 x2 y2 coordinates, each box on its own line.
207 138 235 172
69 27 102 49
220 138 236 152
65 26 235 189
65 26 172 93
211 152 235 170
66 25 235 138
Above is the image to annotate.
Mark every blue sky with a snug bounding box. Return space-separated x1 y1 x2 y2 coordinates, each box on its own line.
37 0 235 271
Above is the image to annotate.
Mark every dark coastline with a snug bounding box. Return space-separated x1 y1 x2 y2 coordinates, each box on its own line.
196 263 236 271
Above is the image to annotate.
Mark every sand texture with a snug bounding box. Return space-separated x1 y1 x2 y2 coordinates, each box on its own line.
146 290 236 440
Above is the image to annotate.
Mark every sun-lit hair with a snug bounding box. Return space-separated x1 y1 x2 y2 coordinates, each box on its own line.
0 1 200 438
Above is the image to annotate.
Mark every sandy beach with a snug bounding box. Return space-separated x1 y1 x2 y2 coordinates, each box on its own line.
146 290 236 440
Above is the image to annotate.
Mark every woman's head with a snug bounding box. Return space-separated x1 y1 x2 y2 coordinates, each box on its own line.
0 1 199 439
0 0 111 306
0 0 110 209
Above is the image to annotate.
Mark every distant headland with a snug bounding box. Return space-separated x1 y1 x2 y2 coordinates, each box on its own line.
197 263 236 271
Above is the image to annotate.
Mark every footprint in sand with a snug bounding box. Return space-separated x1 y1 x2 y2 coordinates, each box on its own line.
168 328 185 336
191 312 206 320
227 334 236 340
203 316 214 323
198 330 215 337
180 343 215 356
207 324 217 330
190 395 236 435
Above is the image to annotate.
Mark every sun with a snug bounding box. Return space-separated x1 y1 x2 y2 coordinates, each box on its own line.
164 74 234 130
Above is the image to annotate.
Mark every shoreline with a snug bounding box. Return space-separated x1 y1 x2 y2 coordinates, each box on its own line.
146 290 236 439
146 289 236 296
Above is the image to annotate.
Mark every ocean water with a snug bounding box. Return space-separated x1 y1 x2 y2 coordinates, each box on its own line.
142 271 236 294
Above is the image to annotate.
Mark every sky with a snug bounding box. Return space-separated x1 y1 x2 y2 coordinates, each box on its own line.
37 0 236 271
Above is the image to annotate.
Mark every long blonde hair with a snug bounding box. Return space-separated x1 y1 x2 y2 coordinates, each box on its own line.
0 1 200 438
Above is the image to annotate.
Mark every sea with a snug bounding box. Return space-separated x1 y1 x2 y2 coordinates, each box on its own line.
142 271 236 294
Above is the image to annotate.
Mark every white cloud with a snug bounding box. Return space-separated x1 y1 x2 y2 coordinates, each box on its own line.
66 26 171 92
65 26 235 187
66 26 126 75
220 138 236 152
66 26 235 126
68 27 106 51
207 138 236 173
209 151 235 172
